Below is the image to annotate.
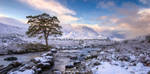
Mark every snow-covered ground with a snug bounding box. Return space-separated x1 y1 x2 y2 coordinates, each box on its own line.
84 38 150 74
1 37 150 74
92 61 150 74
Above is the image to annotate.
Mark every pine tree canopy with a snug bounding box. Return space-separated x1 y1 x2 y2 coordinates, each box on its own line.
26 13 62 39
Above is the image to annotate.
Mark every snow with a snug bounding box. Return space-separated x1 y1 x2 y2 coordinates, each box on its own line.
34 55 53 63
127 63 150 74
0 23 26 34
33 51 54 67
9 69 35 74
92 62 130 74
34 57 48 63
92 61 150 74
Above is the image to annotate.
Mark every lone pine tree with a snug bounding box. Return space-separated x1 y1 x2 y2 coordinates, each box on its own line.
26 13 62 49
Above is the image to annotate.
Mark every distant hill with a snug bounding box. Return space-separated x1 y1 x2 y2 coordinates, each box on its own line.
0 23 26 34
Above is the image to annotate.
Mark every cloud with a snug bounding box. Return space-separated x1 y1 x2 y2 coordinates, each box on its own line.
112 7 150 38
139 0 150 5
97 1 115 8
97 16 119 25
95 2 150 39
19 0 79 23
59 15 79 24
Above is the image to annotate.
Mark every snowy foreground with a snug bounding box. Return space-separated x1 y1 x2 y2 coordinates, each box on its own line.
0 36 150 74
7 46 150 74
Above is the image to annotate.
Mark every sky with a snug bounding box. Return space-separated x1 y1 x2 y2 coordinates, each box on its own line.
0 0 150 40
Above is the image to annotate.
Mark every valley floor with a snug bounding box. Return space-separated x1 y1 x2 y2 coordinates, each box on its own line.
1 38 150 74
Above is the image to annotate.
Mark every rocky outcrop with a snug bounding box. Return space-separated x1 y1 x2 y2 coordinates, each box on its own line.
7 49 57 74
4 57 17 61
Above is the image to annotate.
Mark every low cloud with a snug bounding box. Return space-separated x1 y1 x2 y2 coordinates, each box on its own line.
98 16 119 25
95 2 150 39
99 5 150 39
119 8 150 38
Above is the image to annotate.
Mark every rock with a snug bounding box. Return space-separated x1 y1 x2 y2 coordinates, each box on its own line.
74 60 81 66
42 51 53 56
0 62 22 74
139 56 150 66
65 62 74 69
37 63 51 70
51 49 57 53
143 60 150 67
36 68 42 73
53 71 61 74
147 71 150 74
32 56 53 64
4 57 17 61
129 61 137 66
31 58 40 64
0 65 4 70
117 56 130 61
10 61 22 67
80 54 85 57
52 69 62 74
49 60 54 66
93 61 101 66
70 56 78 60
84 54 98 60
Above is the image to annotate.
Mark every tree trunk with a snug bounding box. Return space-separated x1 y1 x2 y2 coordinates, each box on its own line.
45 37 49 49
44 32 49 49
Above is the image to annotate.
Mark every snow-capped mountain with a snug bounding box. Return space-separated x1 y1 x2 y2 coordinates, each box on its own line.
0 16 27 28
61 25 108 39
0 16 110 40
0 23 26 34
0 16 28 35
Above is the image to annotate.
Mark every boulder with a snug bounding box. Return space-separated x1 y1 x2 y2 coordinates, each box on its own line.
117 56 130 61
51 49 57 53
65 62 74 69
4 57 17 61
74 60 81 66
93 61 101 66
36 63 51 70
52 69 62 74
53 71 61 74
84 54 98 60
0 62 22 74
70 56 78 60
42 51 53 56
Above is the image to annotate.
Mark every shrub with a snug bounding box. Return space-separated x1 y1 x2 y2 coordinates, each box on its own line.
23 43 52 52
